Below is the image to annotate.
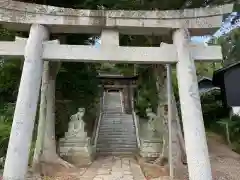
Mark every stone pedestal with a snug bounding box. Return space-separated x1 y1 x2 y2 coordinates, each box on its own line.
140 139 162 158
58 108 94 167
59 137 94 167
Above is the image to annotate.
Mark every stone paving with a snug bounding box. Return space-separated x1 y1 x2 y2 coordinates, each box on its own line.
78 156 147 180
23 156 172 180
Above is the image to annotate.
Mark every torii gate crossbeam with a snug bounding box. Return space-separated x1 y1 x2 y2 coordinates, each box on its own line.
0 40 222 63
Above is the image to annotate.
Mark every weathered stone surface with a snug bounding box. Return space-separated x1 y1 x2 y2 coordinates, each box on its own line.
59 108 94 167
140 139 163 158
96 92 138 155
174 28 212 180
0 1 233 35
0 40 222 63
3 24 49 180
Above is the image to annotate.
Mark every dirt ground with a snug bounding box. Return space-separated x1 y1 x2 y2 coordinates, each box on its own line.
139 132 240 180
19 133 240 180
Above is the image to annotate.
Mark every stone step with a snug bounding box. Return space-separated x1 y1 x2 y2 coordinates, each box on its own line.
97 137 137 141
103 107 122 108
103 113 130 115
99 128 135 131
98 129 136 133
101 119 133 121
99 124 135 128
96 147 138 153
103 109 122 110
98 127 136 131
102 116 132 119
98 130 136 134
104 101 121 102
103 109 122 111
100 122 134 124
104 106 121 107
97 139 137 143
98 131 136 135
102 116 131 118
103 107 122 109
97 134 136 138
97 140 137 145
97 142 137 146
100 123 135 126
98 131 136 134
98 134 136 137
96 146 138 151
101 117 133 119
97 145 137 150
102 113 126 115
96 151 136 155
103 115 131 117
100 123 134 126
101 119 134 122
100 120 133 123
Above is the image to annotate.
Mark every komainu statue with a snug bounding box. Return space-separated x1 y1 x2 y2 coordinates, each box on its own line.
66 108 86 138
146 107 157 133
59 107 93 167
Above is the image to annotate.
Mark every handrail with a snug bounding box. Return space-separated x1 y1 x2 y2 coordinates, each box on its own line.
132 110 141 148
120 91 124 113
131 95 141 148
92 91 105 146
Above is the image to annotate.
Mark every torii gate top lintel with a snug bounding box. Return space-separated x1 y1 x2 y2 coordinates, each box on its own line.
0 1 234 36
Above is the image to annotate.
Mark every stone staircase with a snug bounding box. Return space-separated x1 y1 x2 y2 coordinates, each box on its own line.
96 91 138 154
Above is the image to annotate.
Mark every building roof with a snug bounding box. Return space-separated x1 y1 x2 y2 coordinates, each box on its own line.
198 76 220 94
198 76 212 83
212 62 240 87
97 73 138 80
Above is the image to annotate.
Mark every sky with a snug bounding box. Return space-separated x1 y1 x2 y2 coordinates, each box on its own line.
191 12 240 43
95 12 239 45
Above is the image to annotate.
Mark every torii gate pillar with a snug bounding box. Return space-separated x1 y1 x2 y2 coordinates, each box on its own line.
3 24 49 180
173 28 212 180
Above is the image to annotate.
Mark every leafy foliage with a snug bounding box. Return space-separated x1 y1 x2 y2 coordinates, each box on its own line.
0 104 15 159
200 90 230 129
55 62 100 139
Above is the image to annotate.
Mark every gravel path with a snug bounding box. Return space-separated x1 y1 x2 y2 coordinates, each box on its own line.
208 134 240 180
176 133 240 180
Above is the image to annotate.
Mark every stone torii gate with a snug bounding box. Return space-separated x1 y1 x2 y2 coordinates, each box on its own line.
0 1 234 180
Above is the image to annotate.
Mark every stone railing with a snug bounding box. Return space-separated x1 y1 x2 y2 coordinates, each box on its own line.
131 95 141 149
91 91 105 147
132 110 141 148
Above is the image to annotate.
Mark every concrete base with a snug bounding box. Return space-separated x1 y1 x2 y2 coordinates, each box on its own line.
59 137 95 167
140 139 162 158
